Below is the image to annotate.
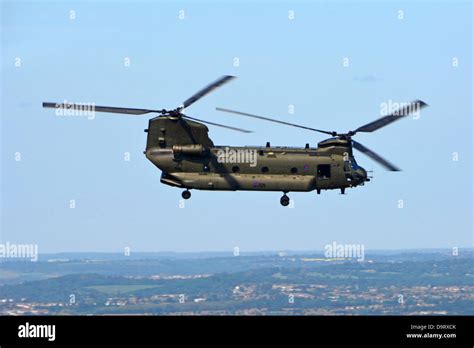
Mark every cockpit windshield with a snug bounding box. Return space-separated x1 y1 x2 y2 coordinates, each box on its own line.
351 157 359 169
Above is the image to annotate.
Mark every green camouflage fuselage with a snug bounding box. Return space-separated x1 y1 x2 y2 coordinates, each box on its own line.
144 116 367 192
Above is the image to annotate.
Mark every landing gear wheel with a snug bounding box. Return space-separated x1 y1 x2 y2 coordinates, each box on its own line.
182 190 191 200
280 194 290 207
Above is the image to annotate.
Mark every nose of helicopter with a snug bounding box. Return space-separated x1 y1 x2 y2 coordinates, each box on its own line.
354 166 369 184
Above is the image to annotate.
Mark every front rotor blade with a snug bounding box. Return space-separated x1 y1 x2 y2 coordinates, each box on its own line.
352 140 400 171
180 75 236 110
354 100 428 133
182 115 252 133
216 107 334 135
43 102 159 115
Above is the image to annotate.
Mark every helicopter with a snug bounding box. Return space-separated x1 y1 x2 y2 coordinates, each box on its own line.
43 75 428 206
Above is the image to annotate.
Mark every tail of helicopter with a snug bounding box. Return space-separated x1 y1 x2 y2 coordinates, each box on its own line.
144 116 215 188
144 116 215 151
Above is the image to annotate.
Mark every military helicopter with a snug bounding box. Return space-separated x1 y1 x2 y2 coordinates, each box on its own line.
43 75 428 206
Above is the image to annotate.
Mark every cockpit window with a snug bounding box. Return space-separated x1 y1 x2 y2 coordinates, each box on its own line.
351 158 359 169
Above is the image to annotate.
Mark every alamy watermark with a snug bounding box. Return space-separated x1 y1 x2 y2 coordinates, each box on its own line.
216 147 257 167
380 99 423 119
324 241 365 261
0 242 38 262
54 99 96 120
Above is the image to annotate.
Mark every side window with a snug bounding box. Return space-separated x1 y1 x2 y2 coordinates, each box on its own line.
317 164 331 179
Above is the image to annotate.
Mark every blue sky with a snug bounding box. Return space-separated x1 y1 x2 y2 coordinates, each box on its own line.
1 1 472 253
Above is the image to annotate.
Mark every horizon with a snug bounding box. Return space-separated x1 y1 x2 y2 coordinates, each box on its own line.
1 245 472 258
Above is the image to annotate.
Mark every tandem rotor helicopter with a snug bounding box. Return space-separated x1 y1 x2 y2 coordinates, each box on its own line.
43 76 428 206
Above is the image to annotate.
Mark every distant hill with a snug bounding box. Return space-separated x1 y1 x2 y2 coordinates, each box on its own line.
0 254 472 315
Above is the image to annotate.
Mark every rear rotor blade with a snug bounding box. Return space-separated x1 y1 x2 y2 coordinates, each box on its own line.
182 115 252 133
180 75 236 110
354 100 428 133
216 107 335 135
352 140 400 171
43 102 160 115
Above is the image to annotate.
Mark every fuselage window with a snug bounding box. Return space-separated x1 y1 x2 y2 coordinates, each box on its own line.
232 166 240 173
317 164 331 179
290 167 298 174
261 166 269 173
